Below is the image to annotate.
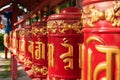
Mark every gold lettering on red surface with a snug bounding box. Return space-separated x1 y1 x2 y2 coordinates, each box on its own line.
28 41 46 60
81 44 85 80
78 43 82 68
94 62 106 80
88 48 92 80
86 36 105 80
60 38 73 70
48 44 54 67
95 45 120 80
85 35 120 80
35 42 45 60
28 41 34 58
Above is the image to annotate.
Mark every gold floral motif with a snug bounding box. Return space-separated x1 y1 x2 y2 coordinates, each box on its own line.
82 2 120 27
32 65 47 75
30 26 47 35
47 20 82 34
24 59 32 66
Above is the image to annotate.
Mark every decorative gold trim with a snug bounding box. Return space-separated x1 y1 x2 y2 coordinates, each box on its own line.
47 20 82 34
82 2 120 27
30 26 47 35
24 59 32 66
32 65 47 75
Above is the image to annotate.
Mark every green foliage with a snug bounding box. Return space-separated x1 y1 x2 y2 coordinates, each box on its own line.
0 33 4 50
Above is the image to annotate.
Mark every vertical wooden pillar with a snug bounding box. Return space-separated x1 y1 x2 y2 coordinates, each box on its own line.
11 0 18 80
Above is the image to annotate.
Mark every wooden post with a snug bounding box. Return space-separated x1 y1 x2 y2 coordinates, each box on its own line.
11 0 18 80
4 47 8 59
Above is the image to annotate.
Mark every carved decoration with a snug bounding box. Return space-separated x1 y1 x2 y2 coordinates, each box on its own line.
30 26 47 35
47 20 82 34
82 2 120 27
32 65 47 75
24 59 32 66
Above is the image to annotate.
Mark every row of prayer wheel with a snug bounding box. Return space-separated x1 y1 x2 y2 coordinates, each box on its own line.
4 0 120 80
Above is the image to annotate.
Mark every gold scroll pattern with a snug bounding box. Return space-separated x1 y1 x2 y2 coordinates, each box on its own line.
32 65 47 75
30 26 47 36
28 41 45 60
48 44 54 67
47 20 82 34
82 2 120 27
60 38 73 70
85 35 120 80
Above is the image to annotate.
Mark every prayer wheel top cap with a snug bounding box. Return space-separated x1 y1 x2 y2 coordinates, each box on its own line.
48 7 81 21
82 0 114 6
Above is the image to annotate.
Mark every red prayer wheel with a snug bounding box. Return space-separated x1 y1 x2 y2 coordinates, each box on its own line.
11 29 19 56
82 0 120 80
18 26 33 66
30 17 48 78
47 7 82 80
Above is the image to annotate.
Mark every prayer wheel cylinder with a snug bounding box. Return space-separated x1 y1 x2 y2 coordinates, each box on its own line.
30 17 48 78
18 26 33 66
82 0 120 80
47 7 82 80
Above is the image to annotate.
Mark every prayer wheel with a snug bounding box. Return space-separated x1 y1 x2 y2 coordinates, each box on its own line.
30 17 48 78
18 26 33 66
82 0 120 80
47 7 82 80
